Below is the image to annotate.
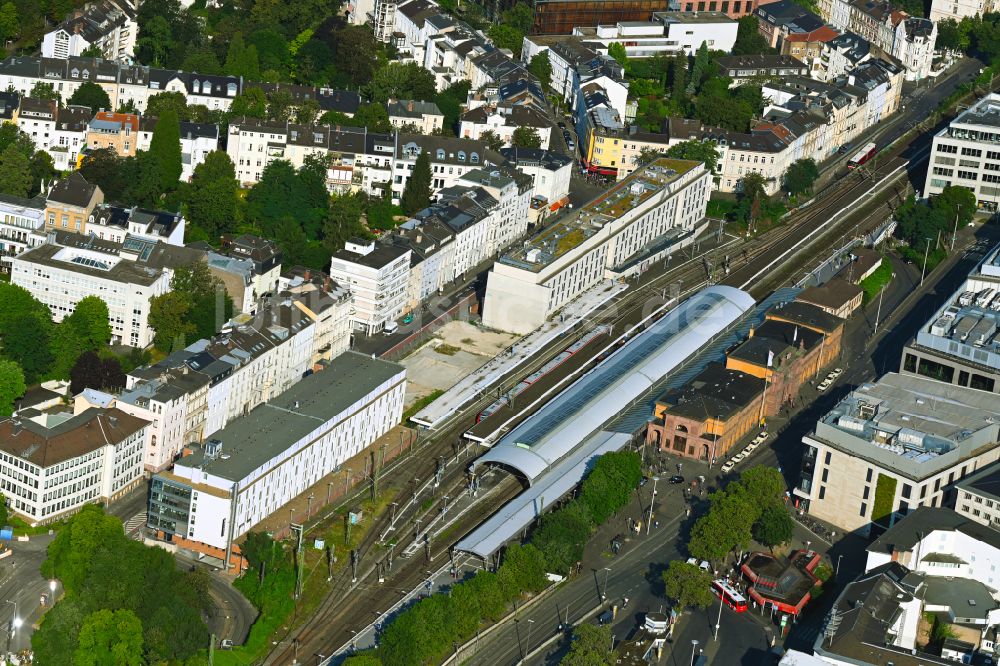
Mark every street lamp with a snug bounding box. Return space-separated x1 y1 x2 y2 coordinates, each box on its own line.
526 618 535 655
836 554 844 579
714 593 724 641
690 639 700 666
645 476 660 536
920 236 933 286
602 567 611 601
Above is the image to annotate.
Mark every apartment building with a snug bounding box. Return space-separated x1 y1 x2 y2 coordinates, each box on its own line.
330 239 411 334
386 99 444 134
11 232 205 347
0 193 46 273
390 134 502 205
754 0 829 48
379 0 441 60
954 464 1000 531
17 98 93 171
44 172 103 234
795 373 1000 536
219 234 283 304
85 111 139 157
559 14 738 59
86 203 186 245
147 352 405 562
42 0 137 62
117 283 351 470
500 147 573 220
930 0 995 21
824 0 936 81
483 158 711 334
459 104 552 149
715 54 810 86
0 407 147 524
925 94 1000 211
900 242 1000 394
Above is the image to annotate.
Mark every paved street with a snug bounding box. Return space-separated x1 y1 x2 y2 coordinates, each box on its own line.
0 533 55 656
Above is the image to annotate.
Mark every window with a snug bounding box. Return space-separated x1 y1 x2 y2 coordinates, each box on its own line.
961 147 982 157
959 370 970 386
436 149 445 160
866 468 873 483
819 486 826 499
860 502 867 516
932 167 953 176
821 468 829 483
863 486 870 500
824 452 832 465
937 143 958 154
957 170 978 180
970 374 996 392
902 483 911 499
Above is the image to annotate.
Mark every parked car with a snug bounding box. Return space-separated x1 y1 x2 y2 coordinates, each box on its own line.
817 378 832 391
732 452 745 463
752 431 769 446
830 367 843 378
669 475 685 484
721 461 735 473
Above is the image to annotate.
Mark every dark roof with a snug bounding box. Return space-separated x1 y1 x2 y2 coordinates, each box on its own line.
797 278 863 311
332 243 409 269
317 89 361 115
752 318 822 352
47 172 99 208
956 462 1000 504
716 54 807 72
51 0 134 44
867 506 1000 556
500 146 573 170
727 334 794 369
657 362 764 421
765 300 844 334
0 408 147 468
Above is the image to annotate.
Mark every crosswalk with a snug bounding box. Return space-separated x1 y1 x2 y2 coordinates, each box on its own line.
123 512 147 540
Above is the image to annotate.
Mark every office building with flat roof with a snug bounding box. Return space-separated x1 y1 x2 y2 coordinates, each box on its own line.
482 158 711 334
796 373 1000 536
147 352 405 561
954 463 1000 530
925 94 1000 211
900 242 1000 395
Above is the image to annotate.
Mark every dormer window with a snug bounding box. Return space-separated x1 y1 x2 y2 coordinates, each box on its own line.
191 79 200 94
82 70 89 79
227 83 237 96
436 148 445 160
470 152 479 164
70 68 79 78
457 151 466 162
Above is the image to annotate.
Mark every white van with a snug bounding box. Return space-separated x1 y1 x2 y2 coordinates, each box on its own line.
384 321 399 335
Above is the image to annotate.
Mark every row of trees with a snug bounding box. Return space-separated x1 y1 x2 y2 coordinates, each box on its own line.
0 121 56 200
687 466 791 563
33 505 210 663
338 450 643 666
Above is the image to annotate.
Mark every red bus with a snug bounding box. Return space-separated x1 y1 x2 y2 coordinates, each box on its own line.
712 580 748 612
847 142 877 169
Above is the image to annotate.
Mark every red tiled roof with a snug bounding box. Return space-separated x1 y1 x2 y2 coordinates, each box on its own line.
785 25 840 42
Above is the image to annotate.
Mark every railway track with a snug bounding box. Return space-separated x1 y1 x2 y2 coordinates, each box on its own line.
266 135 926 665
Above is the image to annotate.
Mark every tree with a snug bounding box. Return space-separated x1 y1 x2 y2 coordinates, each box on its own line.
224 32 260 80
434 81 471 135
753 505 794 551
935 19 970 53
671 55 687 104
336 25 379 87
79 149 130 201
186 151 239 237
687 43 711 95
366 62 437 104
66 82 112 113
579 450 642 524
69 351 102 395
740 172 768 205
401 149 432 215
662 560 714 609
148 291 195 352
229 87 268 118
4 313 53 383
0 2 19 43
607 42 628 68
145 91 189 121
479 130 504 152
249 28 291 75
0 360 24 416
63 296 111 352
180 45 223 75
738 466 786 510
352 102 392 133
0 144 32 197
149 108 182 189
49 325 84 382
732 16 772 55
295 99 320 125
29 151 55 197
30 81 60 102
932 184 977 227
488 24 524 56
665 140 721 172
511 126 542 149
528 52 552 90
785 158 819 195
562 624 614 666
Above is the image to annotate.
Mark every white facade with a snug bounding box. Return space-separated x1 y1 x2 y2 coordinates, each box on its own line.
137 122 219 181
41 0 137 62
0 409 147 524
925 94 1000 211
330 239 412 334
570 15 738 58
148 353 405 555
930 0 995 21
483 159 711 334
0 195 46 272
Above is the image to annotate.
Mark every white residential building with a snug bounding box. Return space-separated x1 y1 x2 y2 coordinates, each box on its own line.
930 0 996 21
387 99 445 134
17 98 92 172
42 0 137 62
925 93 1000 211
147 353 405 562
330 239 412 334
483 158 711 334
500 147 573 220
390 134 500 205
458 104 552 149
11 232 206 347
456 166 533 255
0 408 148 524
0 193 47 273
567 13 738 58
795 373 1000 537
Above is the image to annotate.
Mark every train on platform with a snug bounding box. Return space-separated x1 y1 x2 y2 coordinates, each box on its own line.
847 142 877 169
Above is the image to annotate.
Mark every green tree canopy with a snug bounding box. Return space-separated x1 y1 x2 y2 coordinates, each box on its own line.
30 81 60 102
63 296 111 352
4 313 53 384
73 609 144 666
785 158 819 195
732 16 772 55
562 624 614 666
0 2 19 43
0 359 24 416
665 140 721 172
753 505 794 550
0 143 32 197
479 130 504 152
401 149 432 215
662 560 714 609
229 87 268 118
145 91 189 121
511 126 542 149
149 108 182 189
185 151 239 238
607 42 628 67
367 62 437 104
932 184 977 226
336 26 380 88
79 148 130 201
66 82 112 114
528 52 552 90
224 32 260 80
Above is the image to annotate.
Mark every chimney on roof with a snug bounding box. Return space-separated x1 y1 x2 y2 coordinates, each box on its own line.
11 419 20 435
408 100 414 112
108 415 117 427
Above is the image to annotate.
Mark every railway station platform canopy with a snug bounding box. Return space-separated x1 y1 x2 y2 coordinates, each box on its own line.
457 285 755 559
